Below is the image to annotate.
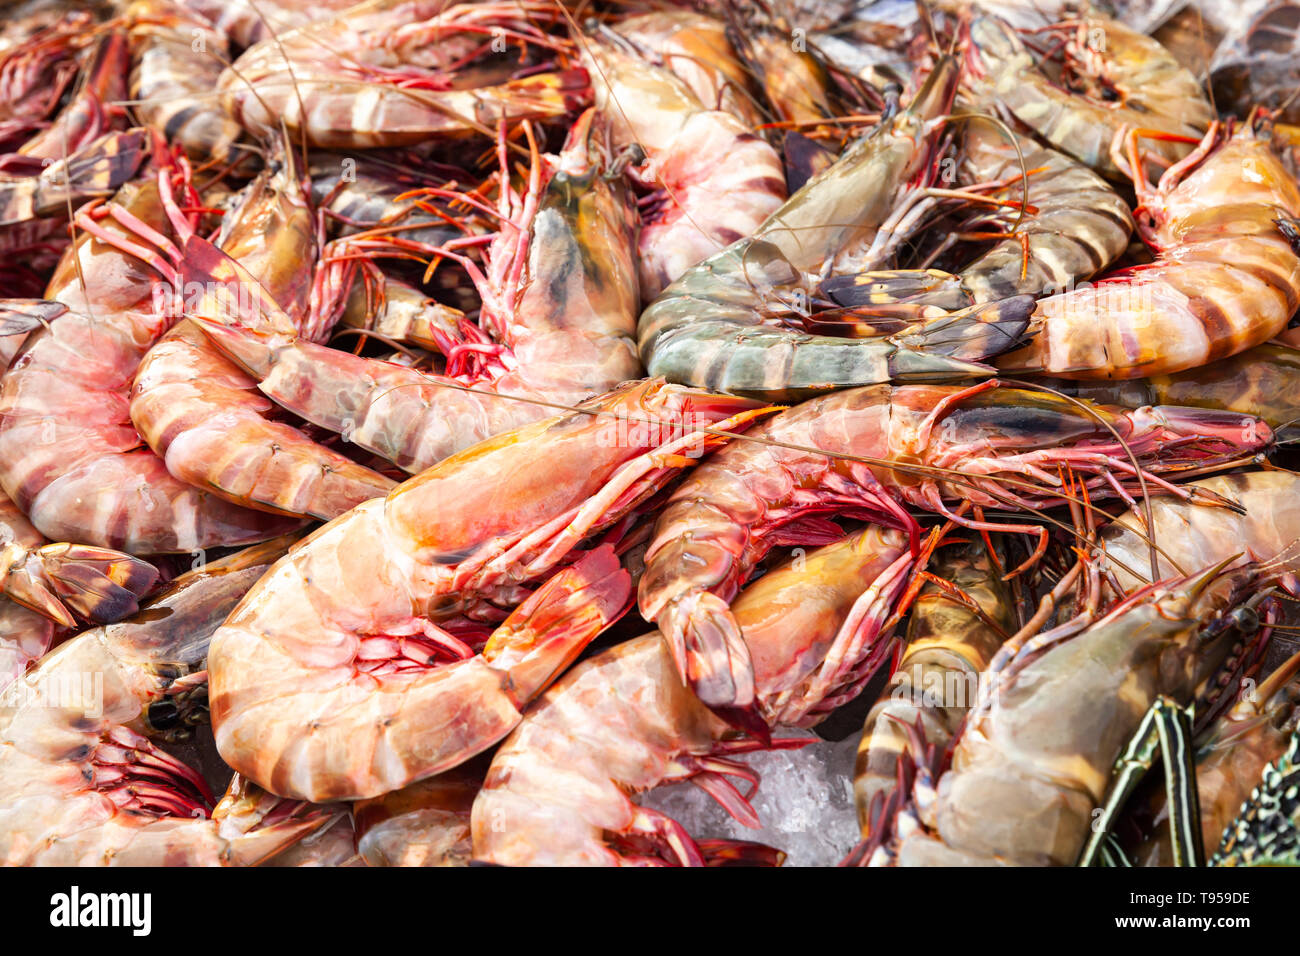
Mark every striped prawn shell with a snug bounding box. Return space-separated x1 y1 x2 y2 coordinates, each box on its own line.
0 485 158 629
637 238 1032 399
0 178 302 553
999 126 1300 379
579 36 785 299
634 55 1041 398
954 121 1134 303
1098 471 1300 594
127 1 243 162
127 160 397 522
226 68 589 150
474 528 909 865
218 0 587 149
0 127 148 228
969 15 1213 179
853 542 1013 831
0 539 325 866
1044 342 1300 430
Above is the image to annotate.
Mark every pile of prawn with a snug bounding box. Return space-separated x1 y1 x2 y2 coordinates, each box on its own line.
2 0 1300 868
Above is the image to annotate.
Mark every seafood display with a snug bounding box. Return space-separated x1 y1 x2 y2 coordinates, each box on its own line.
0 0 1299 872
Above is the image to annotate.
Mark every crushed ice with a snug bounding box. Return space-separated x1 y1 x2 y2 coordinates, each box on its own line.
638 730 861 867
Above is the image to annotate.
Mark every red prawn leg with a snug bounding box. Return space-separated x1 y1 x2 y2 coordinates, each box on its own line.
73 206 182 289
921 486 1049 577
687 764 762 828
627 806 705 867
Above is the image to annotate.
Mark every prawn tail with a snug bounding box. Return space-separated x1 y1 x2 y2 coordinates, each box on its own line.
819 267 975 316
492 68 592 122
894 295 1038 372
189 314 286 378
1277 215 1300 255
179 233 298 336
5 544 159 627
32 127 151 219
696 838 786 867
0 299 66 336
814 273 1036 377
660 590 762 719
483 543 633 705
224 811 337 867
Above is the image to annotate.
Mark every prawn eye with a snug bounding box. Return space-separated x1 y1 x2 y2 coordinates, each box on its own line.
1230 606 1260 634
148 699 180 729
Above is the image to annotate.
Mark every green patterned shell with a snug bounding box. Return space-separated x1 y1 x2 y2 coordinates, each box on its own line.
1213 733 1300 866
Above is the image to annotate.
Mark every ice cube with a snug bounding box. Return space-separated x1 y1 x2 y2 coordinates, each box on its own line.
638 729 861 867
